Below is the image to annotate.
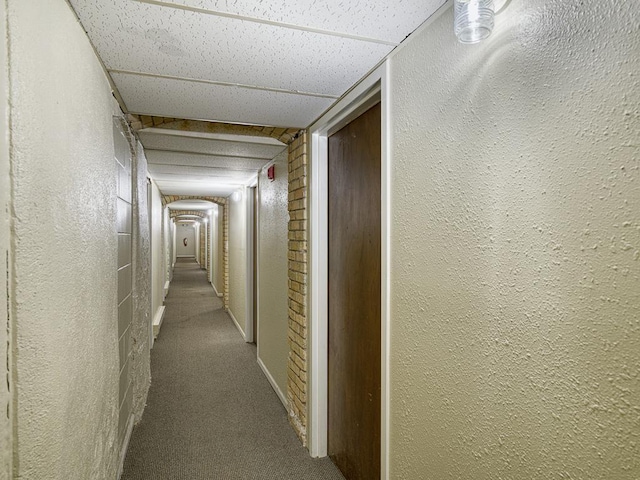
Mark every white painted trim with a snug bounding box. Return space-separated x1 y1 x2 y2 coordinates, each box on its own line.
172 220 177 266
152 305 166 339
139 127 286 146
117 413 135 479
309 131 328 459
255 177 262 357
308 61 391 480
211 282 223 298
257 357 288 410
228 309 246 341
380 62 392 480
203 217 208 273
244 185 255 343
163 280 170 299
176 254 195 258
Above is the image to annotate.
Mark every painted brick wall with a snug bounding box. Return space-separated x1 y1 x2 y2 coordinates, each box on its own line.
287 132 308 444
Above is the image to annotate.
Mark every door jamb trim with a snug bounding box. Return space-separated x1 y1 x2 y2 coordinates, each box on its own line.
245 180 258 343
308 61 391 480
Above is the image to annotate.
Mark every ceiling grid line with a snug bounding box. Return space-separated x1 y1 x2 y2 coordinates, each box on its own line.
109 69 340 99
68 0 445 196
131 0 400 46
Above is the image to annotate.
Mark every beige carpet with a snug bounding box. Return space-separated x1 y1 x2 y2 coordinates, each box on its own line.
122 258 344 479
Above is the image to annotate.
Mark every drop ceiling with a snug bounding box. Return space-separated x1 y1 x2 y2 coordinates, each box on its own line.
68 0 445 198
142 128 287 196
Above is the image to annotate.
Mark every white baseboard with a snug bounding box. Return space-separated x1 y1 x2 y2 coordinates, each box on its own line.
163 281 170 299
152 305 166 338
212 282 223 298
117 413 135 479
177 255 194 258
228 309 245 340
257 356 288 410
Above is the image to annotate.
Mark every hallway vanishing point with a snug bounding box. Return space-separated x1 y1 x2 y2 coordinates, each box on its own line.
121 259 343 479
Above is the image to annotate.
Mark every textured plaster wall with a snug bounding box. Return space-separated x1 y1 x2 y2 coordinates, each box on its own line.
389 1 640 479
0 0 12 476
131 140 151 421
7 0 121 477
151 181 163 321
258 151 289 397
229 190 247 334
114 118 133 453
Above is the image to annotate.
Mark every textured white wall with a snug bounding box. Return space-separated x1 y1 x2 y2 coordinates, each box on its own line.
151 181 163 321
229 190 247 334
389 2 640 479
0 0 12 475
131 140 151 422
257 152 289 397
7 0 121 477
114 118 134 456
163 206 172 286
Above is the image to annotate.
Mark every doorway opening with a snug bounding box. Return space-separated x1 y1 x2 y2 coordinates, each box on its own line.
245 183 258 344
309 63 391 480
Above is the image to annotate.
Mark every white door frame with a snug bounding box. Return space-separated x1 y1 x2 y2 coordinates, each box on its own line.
245 180 258 343
308 61 391 480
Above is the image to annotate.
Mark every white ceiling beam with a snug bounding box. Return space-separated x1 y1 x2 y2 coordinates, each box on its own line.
139 128 285 146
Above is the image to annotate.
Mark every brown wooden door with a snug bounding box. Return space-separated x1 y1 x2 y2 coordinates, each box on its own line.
328 102 381 480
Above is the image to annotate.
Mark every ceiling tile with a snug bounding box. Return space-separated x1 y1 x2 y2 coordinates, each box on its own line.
161 0 446 44
141 128 285 146
114 72 333 127
151 172 253 182
146 150 269 170
166 199 218 210
67 0 446 198
154 180 242 196
69 0 392 96
148 164 266 177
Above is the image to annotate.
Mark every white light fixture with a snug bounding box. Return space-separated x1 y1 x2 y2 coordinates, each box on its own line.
454 0 494 44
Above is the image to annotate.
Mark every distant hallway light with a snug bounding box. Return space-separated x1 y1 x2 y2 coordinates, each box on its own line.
454 0 494 44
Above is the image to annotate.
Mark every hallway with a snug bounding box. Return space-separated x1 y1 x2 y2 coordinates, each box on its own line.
122 259 343 479
3 1 639 479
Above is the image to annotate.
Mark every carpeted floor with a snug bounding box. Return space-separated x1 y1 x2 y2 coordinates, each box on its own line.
121 258 344 479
